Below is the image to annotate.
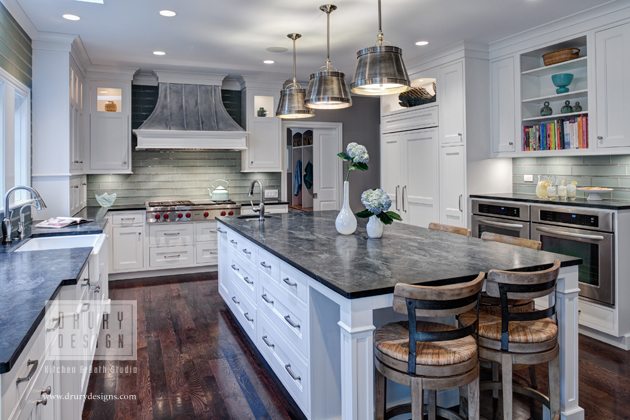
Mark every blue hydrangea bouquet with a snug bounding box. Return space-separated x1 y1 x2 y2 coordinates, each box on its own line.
337 142 369 181
356 188 402 225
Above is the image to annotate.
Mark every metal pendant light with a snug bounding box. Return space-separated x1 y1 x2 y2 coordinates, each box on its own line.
276 33 315 119
351 0 410 96
305 4 352 110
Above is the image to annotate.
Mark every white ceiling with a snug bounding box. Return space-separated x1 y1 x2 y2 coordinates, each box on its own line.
16 0 614 79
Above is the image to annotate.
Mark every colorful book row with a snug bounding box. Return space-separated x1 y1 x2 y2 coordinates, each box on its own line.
523 115 589 151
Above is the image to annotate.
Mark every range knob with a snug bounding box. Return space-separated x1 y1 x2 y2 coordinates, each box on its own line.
177 213 183 219
203 211 209 218
154 213 161 220
163 213 169 220
228 210 234 216
185 212 191 218
220 211 227 216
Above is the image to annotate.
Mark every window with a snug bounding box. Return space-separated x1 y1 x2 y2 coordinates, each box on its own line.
0 68 31 212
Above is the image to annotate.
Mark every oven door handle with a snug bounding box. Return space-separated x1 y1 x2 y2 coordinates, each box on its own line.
478 219 525 229
535 226 605 241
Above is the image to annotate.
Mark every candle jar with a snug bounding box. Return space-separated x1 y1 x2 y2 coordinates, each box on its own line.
567 183 577 200
558 185 568 200
547 185 558 200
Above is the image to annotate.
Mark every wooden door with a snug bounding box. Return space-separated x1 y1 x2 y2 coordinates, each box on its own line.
313 127 342 211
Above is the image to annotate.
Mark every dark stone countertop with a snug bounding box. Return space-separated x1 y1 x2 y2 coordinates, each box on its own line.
217 211 581 299
470 193 630 210
0 247 92 373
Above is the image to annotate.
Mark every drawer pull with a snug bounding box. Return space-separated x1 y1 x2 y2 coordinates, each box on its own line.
94 286 101 294
282 277 298 287
262 335 275 348
260 261 272 269
230 239 238 245
285 364 301 382
217 227 226 234
82 302 90 312
81 277 90 287
243 276 254 285
41 386 52 396
121 217 136 222
284 315 300 329
36 398 48 406
163 232 181 236
47 317 61 332
16 359 38 384
231 264 240 272
261 294 274 304
231 296 240 305
242 248 252 255
244 312 254 322
164 254 181 259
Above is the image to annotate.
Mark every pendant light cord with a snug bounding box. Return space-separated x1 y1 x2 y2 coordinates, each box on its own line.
292 36 297 84
326 7 331 70
377 0 384 46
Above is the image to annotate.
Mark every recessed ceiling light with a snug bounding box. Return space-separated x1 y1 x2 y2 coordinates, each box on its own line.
263 60 275 64
159 10 176 17
153 51 166 56
415 40 429 46
266 46 288 53
62 14 81 21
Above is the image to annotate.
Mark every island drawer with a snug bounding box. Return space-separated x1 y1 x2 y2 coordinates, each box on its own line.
149 245 194 268
259 281 308 357
227 288 257 342
258 313 309 415
257 247 280 282
149 224 194 247
195 222 218 243
195 245 218 266
279 262 309 305
226 231 257 264
112 211 145 226
228 255 257 302
578 298 616 335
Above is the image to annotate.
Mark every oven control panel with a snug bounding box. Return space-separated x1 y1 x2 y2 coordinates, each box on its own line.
478 203 521 218
539 210 599 228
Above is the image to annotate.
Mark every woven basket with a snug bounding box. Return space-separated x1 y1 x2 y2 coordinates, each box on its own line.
543 48 580 66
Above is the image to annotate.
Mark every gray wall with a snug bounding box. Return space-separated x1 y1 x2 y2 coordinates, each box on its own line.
0 2 31 87
309 96 381 210
513 155 630 200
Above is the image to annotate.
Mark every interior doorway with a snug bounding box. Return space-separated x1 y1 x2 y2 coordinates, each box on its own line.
281 122 343 211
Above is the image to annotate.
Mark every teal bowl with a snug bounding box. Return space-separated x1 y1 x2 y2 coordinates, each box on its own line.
551 73 574 94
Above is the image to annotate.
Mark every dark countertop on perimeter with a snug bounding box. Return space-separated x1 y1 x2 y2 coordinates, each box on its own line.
217 211 581 299
470 193 630 210
0 246 92 373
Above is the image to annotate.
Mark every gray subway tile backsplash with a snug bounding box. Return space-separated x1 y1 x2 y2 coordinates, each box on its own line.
512 155 630 200
87 150 281 207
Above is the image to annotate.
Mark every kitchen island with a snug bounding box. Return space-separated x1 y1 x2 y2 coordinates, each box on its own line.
217 211 583 420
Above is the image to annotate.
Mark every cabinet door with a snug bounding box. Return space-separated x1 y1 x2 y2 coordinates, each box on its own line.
112 226 144 272
439 145 466 227
244 119 282 171
438 60 465 145
491 56 518 153
380 133 403 212
595 23 630 149
69 177 81 216
89 114 129 171
401 128 439 227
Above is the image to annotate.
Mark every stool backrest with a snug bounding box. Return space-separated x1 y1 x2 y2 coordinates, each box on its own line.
393 273 485 374
486 260 561 351
481 232 542 250
428 222 471 237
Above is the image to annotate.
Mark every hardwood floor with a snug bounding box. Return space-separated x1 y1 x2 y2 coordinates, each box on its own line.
84 274 630 420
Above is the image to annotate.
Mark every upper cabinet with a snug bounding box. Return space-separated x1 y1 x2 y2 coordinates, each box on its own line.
87 78 132 173
69 59 85 172
241 83 282 172
438 61 465 146
490 56 518 153
595 22 630 149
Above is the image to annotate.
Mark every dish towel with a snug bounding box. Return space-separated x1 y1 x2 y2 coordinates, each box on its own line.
293 159 302 196
303 161 313 190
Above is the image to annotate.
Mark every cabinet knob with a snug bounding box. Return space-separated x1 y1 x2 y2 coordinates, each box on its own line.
597 136 604 141
508 141 514 146
250 161 254 164
122 161 128 165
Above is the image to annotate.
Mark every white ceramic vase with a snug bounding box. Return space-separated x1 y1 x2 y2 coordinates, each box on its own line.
335 181 357 235
366 215 384 239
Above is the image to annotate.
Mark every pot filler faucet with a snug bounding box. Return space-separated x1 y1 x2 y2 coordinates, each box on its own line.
249 180 265 222
3 186 47 244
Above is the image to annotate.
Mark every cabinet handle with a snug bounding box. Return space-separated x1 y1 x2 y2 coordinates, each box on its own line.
81 302 90 312
508 141 514 146
597 136 604 140
230 239 238 245
262 335 275 348
243 276 253 285
261 294 274 304
395 185 400 211
217 227 226 234
16 360 38 384
81 277 90 287
121 217 135 222
163 254 181 259
282 277 298 287
285 364 301 382
231 264 240 272
36 398 48 406
244 312 254 322
94 286 101 294
40 386 52 396
458 194 463 212
260 261 271 269
284 315 300 329
402 185 407 212
231 296 240 305
163 232 180 236
242 248 252 255
47 317 61 332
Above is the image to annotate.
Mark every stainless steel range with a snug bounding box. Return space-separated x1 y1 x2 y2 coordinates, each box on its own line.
145 200 240 223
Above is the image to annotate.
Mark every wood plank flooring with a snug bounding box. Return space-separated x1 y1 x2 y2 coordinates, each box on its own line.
83 274 630 420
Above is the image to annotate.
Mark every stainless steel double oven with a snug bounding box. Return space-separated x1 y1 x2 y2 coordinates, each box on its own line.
472 199 616 306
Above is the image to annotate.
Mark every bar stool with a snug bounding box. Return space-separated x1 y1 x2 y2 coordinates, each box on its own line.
459 260 562 420
428 222 471 237
374 272 485 420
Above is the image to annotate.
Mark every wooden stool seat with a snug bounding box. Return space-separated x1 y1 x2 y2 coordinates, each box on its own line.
375 321 477 368
461 310 558 345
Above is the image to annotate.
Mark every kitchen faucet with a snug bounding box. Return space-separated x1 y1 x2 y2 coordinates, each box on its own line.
248 180 265 222
3 186 47 243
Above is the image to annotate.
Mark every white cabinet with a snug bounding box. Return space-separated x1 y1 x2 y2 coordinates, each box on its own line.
241 84 282 172
69 60 85 172
87 80 132 173
595 22 630 149
380 133 403 212
110 212 145 273
438 61 464 146
439 145 466 227
68 175 86 216
490 56 518 153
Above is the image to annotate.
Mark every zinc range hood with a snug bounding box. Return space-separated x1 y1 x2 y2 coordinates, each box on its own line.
134 71 247 150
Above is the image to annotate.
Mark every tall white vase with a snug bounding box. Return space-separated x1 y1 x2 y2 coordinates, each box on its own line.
335 181 357 235
366 215 384 239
